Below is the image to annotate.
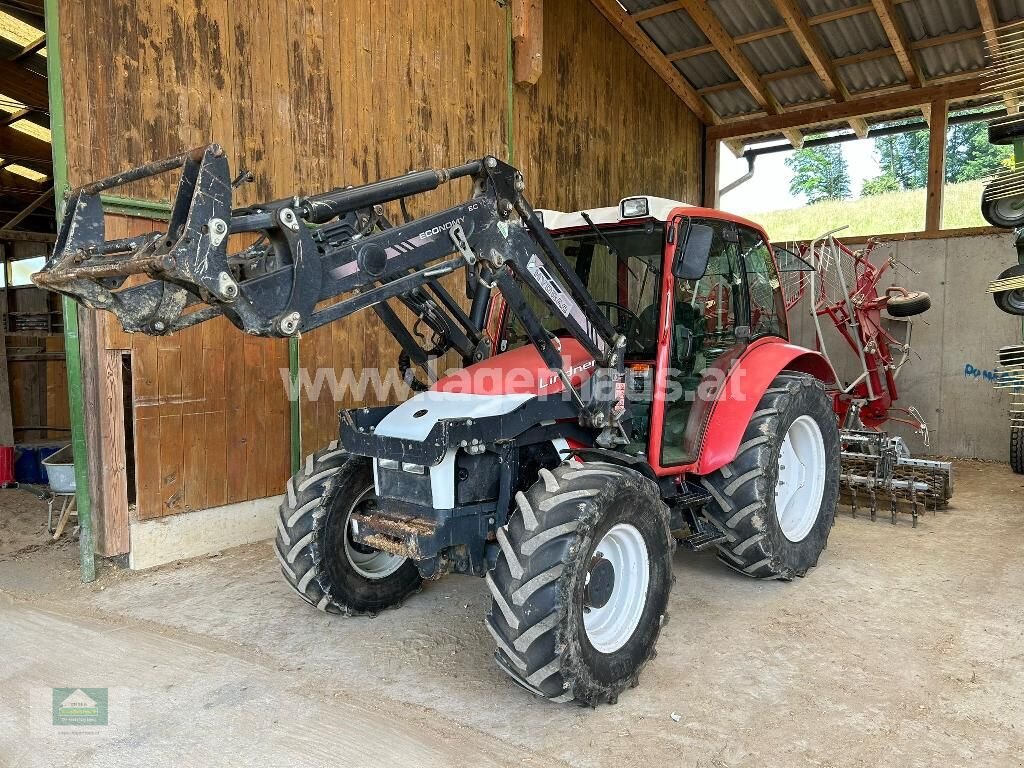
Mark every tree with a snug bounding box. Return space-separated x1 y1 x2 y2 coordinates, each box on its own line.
861 173 900 196
785 145 851 204
871 120 1013 193
874 130 929 190
945 120 1013 183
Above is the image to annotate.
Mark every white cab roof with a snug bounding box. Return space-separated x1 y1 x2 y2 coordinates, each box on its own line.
537 196 692 231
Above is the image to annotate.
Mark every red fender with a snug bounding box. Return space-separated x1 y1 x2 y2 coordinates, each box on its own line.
678 338 838 476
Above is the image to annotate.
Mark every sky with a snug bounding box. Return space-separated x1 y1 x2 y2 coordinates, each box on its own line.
718 137 883 215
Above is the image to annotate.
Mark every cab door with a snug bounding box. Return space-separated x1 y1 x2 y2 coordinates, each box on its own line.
653 217 750 468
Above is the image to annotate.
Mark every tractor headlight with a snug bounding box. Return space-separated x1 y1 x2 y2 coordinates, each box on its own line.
620 197 649 218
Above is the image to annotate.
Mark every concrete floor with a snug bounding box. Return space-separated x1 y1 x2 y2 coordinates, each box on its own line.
2 460 1024 767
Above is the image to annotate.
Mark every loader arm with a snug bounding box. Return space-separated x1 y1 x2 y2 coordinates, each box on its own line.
33 143 627 435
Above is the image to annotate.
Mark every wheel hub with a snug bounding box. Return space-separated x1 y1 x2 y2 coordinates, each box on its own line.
582 523 650 654
584 553 615 610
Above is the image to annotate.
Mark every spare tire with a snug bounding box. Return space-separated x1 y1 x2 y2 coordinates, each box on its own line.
981 183 1024 229
993 265 1024 317
886 291 931 317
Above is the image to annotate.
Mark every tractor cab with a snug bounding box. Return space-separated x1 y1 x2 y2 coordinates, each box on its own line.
492 196 789 471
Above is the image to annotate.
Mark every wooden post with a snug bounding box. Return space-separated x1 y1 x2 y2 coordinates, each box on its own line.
925 98 947 234
703 136 720 208
512 0 543 86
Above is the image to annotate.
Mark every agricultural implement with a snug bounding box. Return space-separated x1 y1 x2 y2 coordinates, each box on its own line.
776 232 953 524
36 143 847 705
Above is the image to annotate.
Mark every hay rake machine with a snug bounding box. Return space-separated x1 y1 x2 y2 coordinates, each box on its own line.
778 229 953 525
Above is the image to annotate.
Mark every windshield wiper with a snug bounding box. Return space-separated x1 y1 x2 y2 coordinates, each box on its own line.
580 212 639 281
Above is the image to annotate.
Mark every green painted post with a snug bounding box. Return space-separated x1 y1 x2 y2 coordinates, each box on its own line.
289 337 301 473
45 0 95 582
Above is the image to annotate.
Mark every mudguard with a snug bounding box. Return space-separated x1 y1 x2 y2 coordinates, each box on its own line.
685 339 838 476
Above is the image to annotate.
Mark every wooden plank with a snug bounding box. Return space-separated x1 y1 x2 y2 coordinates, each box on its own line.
513 0 543 86
133 415 160 520
98 349 128 555
870 0 922 88
0 230 55 243
588 0 716 123
703 136 719 208
707 77 983 140
925 98 947 233
681 1 779 115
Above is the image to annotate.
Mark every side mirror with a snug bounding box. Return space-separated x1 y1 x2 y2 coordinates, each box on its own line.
673 222 713 280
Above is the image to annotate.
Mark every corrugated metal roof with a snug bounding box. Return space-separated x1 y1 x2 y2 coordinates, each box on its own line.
619 0 1024 135
741 34 808 74
767 71 830 106
708 0 783 37
918 38 987 79
839 55 905 93
703 88 761 119
674 51 739 90
638 10 706 56
814 14 890 58
898 0 979 39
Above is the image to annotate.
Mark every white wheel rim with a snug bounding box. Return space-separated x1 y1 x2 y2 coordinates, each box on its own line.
775 415 827 543
583 523 650 654
344 487 407 580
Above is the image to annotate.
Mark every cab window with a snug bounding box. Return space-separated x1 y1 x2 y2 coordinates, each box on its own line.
740 227 787 340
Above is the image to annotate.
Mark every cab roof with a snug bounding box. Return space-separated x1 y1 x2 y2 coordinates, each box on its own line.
536 195 769 241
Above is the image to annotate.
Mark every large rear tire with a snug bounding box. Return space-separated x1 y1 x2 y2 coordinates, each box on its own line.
275 445 422 615
700 373 840 580
1012 429 1024 475
485 462 673 706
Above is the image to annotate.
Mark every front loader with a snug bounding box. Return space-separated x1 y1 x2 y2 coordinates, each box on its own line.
36 144 843 705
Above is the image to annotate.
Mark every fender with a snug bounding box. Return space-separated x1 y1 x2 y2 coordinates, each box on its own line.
680 338 838 476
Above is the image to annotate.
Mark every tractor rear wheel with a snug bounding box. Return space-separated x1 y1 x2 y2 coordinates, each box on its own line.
1012 429 1024 475
275 445 421 615
700 373 840 580
485 462 673 706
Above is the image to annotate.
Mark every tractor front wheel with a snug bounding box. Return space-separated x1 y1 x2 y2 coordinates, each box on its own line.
275 447 422 615
485 462 673 706
700 373 840 580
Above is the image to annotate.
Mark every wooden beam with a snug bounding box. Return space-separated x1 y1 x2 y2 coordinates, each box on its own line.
0 184 51 230
682 1 779 114
0 229 55 242
512 0 543 86
870 0 922 87
773 0 846 99
703 136 720 208
0 107 33 128
0 123 52 168
978 0 1018 114
849 117 869 138
925 98 947 233
782 128 804 148
770 0 874 137
630 2 680 23
589 0 716 123
9 34 45 62
0 60 48 110
707 76 983 140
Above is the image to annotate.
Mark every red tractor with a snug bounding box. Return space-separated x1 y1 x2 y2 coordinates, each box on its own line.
36 146 842 705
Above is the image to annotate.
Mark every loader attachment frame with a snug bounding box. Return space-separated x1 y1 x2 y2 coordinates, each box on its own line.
34 143 627 434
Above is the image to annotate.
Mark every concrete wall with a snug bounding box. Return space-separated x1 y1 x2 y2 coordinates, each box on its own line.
787 232 1021 461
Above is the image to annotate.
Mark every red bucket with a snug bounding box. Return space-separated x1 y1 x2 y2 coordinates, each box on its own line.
0 446 14 485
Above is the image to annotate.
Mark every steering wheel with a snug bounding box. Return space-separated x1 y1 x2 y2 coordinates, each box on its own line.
596 301 646 353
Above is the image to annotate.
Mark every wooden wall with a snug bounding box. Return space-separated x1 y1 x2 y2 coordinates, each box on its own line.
58 0 704 522
96 215 289 524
